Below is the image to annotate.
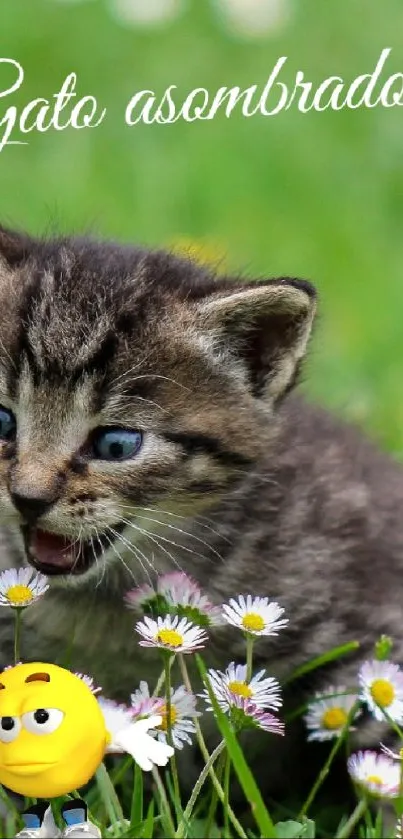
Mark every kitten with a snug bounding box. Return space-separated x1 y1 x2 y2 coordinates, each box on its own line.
0 225 400 804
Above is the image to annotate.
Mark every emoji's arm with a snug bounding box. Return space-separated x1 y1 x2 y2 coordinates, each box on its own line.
111 715 174 771
104 714 174 772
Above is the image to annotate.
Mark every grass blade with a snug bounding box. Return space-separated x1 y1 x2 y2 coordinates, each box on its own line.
283 641 359 685
130 762 143 829
196 654 276 839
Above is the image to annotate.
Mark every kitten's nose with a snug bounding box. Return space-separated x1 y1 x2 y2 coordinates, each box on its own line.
10 490 56 523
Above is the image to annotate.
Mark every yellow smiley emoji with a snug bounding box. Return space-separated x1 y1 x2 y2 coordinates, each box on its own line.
0 662 107 797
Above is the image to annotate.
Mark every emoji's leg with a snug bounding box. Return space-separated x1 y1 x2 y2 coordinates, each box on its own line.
60 800 101 838
15 802 61 838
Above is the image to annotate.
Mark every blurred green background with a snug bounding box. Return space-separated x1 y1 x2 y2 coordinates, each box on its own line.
1 0 403 451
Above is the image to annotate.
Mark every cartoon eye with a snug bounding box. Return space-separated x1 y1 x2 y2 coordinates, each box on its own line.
0 406 16 442
0 715 21 743
22 708 64 735
91 428 143 461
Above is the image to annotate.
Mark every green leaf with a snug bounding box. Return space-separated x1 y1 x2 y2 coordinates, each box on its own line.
141 800 155 839
275 820 315 838
196 653 276 839
130 762 143 829
275 821 306 838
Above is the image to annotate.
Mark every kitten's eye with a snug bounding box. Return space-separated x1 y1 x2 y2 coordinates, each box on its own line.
91 428 143 461
0 407 16 442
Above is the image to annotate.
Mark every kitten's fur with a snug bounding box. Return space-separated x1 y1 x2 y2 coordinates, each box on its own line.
0 226 401 802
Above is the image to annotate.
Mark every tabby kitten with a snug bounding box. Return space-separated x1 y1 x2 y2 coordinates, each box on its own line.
0 225 401 802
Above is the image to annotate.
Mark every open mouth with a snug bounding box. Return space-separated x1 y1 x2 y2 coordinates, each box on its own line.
22 524 125 577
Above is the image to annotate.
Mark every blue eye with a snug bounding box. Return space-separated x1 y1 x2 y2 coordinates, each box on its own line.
92 428 143 461
0 406 16 441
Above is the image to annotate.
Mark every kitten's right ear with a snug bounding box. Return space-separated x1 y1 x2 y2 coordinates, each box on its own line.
0 226 32 267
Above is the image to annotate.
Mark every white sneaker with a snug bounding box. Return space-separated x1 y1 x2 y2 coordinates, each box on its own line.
61 801 101 838
16 804 61 838
62 824 101 838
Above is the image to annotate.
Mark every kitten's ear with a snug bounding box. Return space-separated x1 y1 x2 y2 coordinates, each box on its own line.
196 278 317 401
0 226 32 267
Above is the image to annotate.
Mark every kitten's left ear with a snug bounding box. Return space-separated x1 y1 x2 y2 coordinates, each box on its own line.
0 225 33 267
195 277 317 401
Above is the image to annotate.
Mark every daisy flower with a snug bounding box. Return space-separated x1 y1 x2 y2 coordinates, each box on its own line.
202 670 284 735
158 571 223 627
131 681 198 749
304 688 360 741
359 660 403 722
135 614 208 653
156 685 198 750
131 681 165 719
125 583 157 611
0 568 49 608
75 672 102 695
201 663 281 712
222 595 288 637
229 693 284 735
348 750 400 797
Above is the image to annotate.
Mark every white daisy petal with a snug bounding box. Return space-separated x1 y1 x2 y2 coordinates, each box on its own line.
131 681 164 719
125 584 157 611
222 595 288 637
201 663 282 712
0 567 49 608
348 750 400 797
229 694 285 735
74 672 102 695
135 614 208 653
154 684 199 750
157 571 224 627
304 687 360 742
359 660 403 723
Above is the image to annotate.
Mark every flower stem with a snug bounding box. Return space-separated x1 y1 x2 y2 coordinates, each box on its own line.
152 766 176 837
205 751 226 839
175 741 226 839
178 654 247 839
246 634 254 681
164 653 181 813
223 751 231 838
13 608 22 665
336 798 367 838
298 700 361 819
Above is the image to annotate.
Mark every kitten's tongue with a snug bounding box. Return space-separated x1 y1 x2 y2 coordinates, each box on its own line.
31 529 76 570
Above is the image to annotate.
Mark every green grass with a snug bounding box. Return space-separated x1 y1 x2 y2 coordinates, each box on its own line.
0 629 397 839
0 0 403 451
0 2 403 835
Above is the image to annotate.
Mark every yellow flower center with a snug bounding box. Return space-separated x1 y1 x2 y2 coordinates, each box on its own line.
6 585 33 606
241 613 265 632
228 680 253 699
159 704 178 731
321 707 348 730
366 775 383 787
156 629 183 648
370 679 395 708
